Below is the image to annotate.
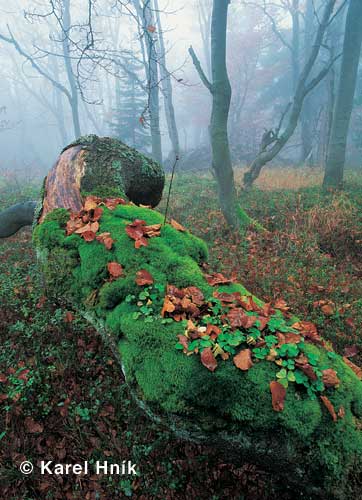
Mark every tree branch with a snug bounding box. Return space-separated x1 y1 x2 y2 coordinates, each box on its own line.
188 45 213 93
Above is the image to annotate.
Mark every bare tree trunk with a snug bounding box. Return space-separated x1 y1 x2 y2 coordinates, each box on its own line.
291 0 300 92
62 0 81 138
300 0 314 164
190 0 263 229
323 0 362 188
154 0 180 162
51 56 68 145
134 0 162 164
209 0 239 228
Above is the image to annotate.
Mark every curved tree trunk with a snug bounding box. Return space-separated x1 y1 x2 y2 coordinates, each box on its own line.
323 0 362 188
0 201 37 238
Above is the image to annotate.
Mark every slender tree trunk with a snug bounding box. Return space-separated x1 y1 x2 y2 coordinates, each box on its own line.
323 0 362 188
62 0 81 138
291 0 300 93
154 0 180 161
209 0 240 228
134 0 162 164
51 56 68 145
300 0 314 164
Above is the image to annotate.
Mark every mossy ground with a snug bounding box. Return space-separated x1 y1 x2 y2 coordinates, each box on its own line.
33 196 362 496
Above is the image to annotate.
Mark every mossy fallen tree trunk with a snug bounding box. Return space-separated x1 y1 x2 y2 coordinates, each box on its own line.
15 136 362 498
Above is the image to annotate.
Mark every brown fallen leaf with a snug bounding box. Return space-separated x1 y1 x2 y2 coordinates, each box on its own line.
82 230 96 242
322 368 340 388
201 347 217 372
205 272 233 286
135 269 154 286
83 196 99 211
321 304 335 316
107 262 123 279
270 381 286 412
170 218 186 232
161 296 176 317
320 395 337 422
25 417 44 434
344 345 359 358
64 311 74 323
284 332 302 344
96 232 114 250
343 357 362 379
233 349 253 371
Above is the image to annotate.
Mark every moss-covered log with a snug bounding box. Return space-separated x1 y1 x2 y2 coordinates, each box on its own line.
32 138 362 499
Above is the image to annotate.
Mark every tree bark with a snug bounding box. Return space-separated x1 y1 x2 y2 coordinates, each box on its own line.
134 0 163 164
0 201 37 238
300 0 315 164
154 0 180 162
62 0 81 138
209 0 240 228
323 0 362 188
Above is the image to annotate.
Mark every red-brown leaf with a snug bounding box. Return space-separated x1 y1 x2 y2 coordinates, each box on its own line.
322 368 340 388
135 270 154 286
201 347 218 372
82 230 96 242
205 272 233 286
344 345 358 358
170 218 186 232
233 349 253 371
343 357 362 379
320 395 337 422
25 417 44 434
107 262 123 279
270 381 286 412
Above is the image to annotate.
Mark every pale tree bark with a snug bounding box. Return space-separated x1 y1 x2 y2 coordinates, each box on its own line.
197 0 212 80
62 0 81 138
243 0 338 188
154 0 180 162
323 0 362 188
133 0 162 164
300 0 315 164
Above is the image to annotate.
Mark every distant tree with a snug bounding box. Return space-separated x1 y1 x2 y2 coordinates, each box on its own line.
132 0 163 164
243 0 341 188
109 59 151 151
154 0 180 163
323 0 362 188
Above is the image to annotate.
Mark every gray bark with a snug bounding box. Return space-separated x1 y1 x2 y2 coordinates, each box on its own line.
134 0 163 164
154 0 180 161
62 0 81 138
300 0 315 164
209 0 238 228
0 201 37 238
323 0 362 188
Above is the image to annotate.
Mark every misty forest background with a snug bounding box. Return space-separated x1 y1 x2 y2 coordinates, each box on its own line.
1 1 362 499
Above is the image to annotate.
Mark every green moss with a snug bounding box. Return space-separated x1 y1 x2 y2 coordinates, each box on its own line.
34 199 362 494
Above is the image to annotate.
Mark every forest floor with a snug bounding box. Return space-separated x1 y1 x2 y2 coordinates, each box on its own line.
1 166 362 500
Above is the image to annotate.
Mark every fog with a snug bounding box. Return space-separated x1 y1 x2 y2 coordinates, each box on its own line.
0 0 360 179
